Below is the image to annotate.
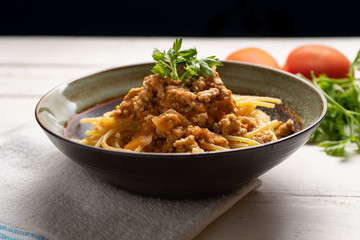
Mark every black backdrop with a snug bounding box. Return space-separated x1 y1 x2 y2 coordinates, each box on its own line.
1 0 359 37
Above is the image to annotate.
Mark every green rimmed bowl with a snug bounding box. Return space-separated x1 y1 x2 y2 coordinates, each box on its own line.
35 61 327 199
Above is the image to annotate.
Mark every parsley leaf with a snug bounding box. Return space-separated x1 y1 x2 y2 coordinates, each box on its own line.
309 50 360 156
318 139 348 156
151 37 222 83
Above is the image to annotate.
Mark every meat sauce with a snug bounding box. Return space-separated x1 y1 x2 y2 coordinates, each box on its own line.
66 71 298 153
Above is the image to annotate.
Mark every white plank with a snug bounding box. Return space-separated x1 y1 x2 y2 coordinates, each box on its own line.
0 65 105 96
0 37 155 66
259 145 360 196
0 37 358 67
195 194 360 240
1 36 359 97
0 98 39 134
193 144 360 240
1 37 360 240
2 96 360 240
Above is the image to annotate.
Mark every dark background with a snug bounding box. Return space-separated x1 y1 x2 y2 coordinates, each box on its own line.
1 0 359 37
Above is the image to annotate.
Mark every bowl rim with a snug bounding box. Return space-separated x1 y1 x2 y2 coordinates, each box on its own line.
35 61 328 157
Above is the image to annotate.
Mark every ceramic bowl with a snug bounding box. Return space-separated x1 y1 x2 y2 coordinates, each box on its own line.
35 61 327 199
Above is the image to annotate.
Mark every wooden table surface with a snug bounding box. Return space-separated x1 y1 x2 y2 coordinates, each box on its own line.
1 37 359 240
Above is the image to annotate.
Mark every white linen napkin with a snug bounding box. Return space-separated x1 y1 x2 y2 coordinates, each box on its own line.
0 122 261 240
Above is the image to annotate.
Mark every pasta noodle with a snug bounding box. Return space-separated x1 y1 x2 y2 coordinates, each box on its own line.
75 71 295 153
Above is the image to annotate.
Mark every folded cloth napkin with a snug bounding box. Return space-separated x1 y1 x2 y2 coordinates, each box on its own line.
0 122 261 240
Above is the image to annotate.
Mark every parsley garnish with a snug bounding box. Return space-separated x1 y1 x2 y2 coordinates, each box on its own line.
151 37 222 83
309 50 360 156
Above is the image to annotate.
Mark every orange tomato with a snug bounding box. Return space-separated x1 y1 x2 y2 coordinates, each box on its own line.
226 47 280 69
283 44 350 79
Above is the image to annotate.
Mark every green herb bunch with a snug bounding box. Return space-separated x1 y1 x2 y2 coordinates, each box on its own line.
151 37 222 83
309 50 360 156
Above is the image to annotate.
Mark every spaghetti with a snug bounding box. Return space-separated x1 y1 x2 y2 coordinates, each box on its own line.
75 70 295 153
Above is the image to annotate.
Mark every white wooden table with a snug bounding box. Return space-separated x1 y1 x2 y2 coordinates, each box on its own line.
1 37 359 240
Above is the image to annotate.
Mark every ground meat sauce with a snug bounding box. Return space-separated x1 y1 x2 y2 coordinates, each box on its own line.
110 71 295 153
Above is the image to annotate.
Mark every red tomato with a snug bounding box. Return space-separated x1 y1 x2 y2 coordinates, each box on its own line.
283 44 350 79
226 47 280 69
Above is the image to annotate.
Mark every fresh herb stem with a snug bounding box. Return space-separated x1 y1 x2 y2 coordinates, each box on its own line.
309 50 360 156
